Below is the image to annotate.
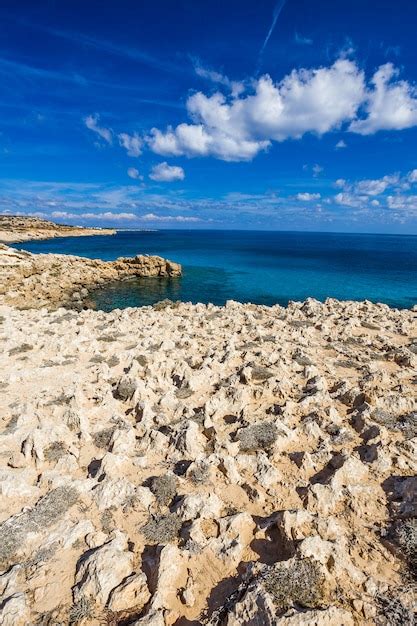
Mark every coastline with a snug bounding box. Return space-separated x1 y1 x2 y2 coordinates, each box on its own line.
0 220 416 625
0 244 181 310
0 215 116 244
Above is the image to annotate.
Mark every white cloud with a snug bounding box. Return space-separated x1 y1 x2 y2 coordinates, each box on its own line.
386 195 417 211
145 59 417 162
334 192 367 208
140 212 201 222
408 169 417 183
349 63 417 135
127 167 142 180
119 132 142 157
84 114 112 144
312 164 323 177
354 174 399 195
335 178 347 188
335 139 347 149
149 162 185 182
296 192 321 201
147 59 366 161
51 211 136 220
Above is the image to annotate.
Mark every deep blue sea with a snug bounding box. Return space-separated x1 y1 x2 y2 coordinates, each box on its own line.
17 230 417 310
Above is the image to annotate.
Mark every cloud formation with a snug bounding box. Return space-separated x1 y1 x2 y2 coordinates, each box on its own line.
119 132 142 156
84 114 112 144
296 192 321 201
149 162 185 182
349 63 417 135
146 59 417 162
127 167 142 180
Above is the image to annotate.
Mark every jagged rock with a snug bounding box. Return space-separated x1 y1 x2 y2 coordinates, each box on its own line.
108 572 150 612
73 531 134 607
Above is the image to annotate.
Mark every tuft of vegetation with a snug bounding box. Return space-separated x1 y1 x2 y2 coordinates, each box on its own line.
69 596 95 624
376 591 415 625
372 409 417 440
261 558 326 611
8 343 33 356
92 427 115 449
44 441 67 462
236 422 278 452
141 513 182 544
0 486 78 568
149 474 177 507
114 378 137 401
187 461 210 484
153 299 181 311
389 518 417 577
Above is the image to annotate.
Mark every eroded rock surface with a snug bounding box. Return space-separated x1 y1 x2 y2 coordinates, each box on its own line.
0 244 182 310
0 297 416 624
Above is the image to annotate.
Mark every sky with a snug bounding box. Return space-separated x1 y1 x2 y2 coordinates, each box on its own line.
1 0 417 232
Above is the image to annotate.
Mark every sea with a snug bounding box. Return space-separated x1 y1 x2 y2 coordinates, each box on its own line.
17 229 417 311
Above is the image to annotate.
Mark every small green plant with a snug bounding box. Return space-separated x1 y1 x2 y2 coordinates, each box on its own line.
69 596 94 624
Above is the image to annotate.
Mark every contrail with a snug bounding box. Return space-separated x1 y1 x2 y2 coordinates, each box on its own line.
257 0 287 72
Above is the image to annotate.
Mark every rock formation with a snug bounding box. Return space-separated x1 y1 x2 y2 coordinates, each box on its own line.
0 216 116 243
0 296 416 624
0 244 182 310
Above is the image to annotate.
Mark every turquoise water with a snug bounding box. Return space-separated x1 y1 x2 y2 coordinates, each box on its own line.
18 230 417 310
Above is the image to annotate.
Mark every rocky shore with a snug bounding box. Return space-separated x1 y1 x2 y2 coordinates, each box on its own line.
0 216 116 243
0 295 416 625
0 244 182 310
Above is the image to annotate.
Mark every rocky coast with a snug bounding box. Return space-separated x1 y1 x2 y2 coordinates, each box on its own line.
0 279 416 624
0 216 116 244
0 244 181 310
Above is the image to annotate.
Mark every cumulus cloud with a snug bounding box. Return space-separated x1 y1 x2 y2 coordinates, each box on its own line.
147 59 366 161
355 174 399 195
149 162 185 182
84 114 112 144
127 167 142 180
296 192 321 201
119 132 142 157
145 58 417 162
349 63 417 135
386 195 417 211
335 139 347 149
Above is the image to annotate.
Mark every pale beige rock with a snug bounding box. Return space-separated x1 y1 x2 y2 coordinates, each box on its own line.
108 572 150 612
73 531 134 606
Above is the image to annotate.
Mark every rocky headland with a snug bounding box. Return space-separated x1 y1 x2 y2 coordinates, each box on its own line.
0 244 182 310
0 290 416 624
0 216 116 243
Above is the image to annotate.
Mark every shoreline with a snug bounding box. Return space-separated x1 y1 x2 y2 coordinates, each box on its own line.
0 244 181 311
0 215 116 244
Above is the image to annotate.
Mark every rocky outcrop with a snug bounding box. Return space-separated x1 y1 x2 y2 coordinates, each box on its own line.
0 244 182 310
0 298 416 624
0 215 116 243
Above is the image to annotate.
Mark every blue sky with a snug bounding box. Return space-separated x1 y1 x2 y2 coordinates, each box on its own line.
2 0 417 232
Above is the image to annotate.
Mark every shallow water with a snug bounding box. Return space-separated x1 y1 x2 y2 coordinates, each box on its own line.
18 229 417 309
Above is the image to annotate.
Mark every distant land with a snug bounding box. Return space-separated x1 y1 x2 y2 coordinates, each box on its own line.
0 215 116 243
